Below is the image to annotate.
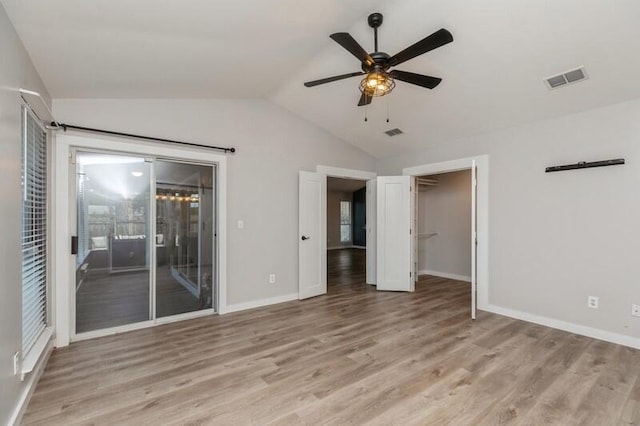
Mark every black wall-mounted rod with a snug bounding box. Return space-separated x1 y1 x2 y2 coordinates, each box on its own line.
545 158 624 173
53 122 236 154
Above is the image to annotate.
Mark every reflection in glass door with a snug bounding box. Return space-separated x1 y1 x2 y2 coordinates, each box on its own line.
155 161 215 317
74 152 217 336
75 152 152 333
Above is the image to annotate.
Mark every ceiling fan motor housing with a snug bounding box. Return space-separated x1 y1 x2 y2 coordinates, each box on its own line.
362 52 391 73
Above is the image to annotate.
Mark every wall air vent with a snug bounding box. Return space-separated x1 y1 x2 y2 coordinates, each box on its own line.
544 66 588 90
385 128 403 137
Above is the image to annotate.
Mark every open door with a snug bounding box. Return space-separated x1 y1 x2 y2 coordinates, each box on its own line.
412 177 418 284
471 160 478 319
376 176 414 292
366 179 377 285
298 171 327 299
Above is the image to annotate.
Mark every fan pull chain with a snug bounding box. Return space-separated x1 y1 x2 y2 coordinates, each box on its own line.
364 103 368 122
386 97 390 123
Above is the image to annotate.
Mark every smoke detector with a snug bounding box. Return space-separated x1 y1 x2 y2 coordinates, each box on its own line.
544 66 588 89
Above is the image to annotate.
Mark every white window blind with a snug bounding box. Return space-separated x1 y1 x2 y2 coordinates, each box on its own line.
22 106 48 355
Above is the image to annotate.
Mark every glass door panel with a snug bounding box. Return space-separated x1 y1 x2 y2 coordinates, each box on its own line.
75 152 152 333
155 160 215 317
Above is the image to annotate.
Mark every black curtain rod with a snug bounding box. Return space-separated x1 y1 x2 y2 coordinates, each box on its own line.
53 122 236 154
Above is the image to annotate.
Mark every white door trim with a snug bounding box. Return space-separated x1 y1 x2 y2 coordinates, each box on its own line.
471 159 477 320
316 165 377 181
54 133 228 347
365 179 377 284
403 155 489 311
314 165 377 287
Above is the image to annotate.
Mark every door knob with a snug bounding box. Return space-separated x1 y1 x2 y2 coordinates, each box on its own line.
301 235 311 241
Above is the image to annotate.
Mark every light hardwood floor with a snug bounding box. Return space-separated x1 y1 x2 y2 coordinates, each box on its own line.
23 250 640 425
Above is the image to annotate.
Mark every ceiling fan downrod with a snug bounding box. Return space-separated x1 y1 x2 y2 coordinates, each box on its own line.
368 13 383 53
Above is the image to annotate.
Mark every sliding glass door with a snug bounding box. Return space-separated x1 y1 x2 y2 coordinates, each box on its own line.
155 160 215 317
74 151 216 335
75 152 152 333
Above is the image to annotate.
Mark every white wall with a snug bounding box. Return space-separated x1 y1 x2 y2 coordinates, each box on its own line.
418 170 471 280
377 97 640 346
53 99 376 307
327 191 353 248
0 4 52 424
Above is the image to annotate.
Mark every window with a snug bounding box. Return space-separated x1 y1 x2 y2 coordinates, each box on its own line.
21 106 48 355
340 200 351 243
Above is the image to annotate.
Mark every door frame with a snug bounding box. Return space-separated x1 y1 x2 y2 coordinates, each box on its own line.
314 166 377 291
403 155 489 311
54 133 228 347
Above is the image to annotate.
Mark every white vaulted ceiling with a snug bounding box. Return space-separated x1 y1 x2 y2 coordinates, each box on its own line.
4 0 640 158
0 0 385 98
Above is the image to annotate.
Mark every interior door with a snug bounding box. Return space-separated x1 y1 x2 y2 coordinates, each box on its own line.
298 171 327 299
366 179 377 285
412 176 418 283
471 160 478 320
376 176 414 292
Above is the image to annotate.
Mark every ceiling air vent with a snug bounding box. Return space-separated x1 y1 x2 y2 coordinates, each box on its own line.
385 128 403 137
544 66 588 89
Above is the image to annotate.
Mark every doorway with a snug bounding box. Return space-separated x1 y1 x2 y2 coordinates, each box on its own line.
326 177 367 290
54 133 228 347
404 155 489 319
416 170 472 282
298 166 376 300
73 151 216 335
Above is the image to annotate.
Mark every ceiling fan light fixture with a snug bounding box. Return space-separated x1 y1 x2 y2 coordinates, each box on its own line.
360 72 395 97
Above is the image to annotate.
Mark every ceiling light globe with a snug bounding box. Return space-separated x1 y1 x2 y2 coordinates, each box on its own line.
360 72 395 97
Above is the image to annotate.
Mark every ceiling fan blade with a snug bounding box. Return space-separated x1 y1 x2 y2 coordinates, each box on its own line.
388 28 453 67
358 92 372 107
390 70 442 89
330 33 375 67
304 71 365 87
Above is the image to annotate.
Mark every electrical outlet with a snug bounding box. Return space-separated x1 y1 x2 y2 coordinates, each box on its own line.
237 220 244 229
632 304 640 317
588 296 599 309
13 352 20 376
269 274 276 284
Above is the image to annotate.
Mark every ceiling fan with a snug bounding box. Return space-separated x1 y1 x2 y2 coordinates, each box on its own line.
304 13 453 106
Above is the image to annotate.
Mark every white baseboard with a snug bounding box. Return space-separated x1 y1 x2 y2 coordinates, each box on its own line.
483 303 640 350
419 270 471 282
328 245 366 251
8 338 54 426
224 293 299 314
